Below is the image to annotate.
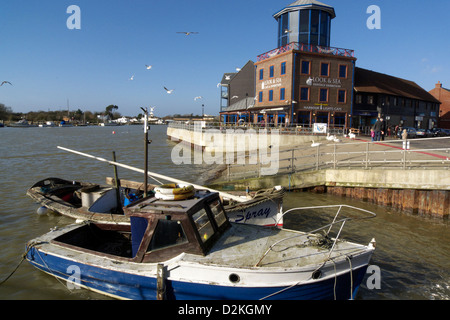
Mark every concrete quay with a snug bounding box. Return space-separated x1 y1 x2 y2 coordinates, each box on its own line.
167 125 449 219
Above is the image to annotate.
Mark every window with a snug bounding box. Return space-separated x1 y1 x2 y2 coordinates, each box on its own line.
192 209 214 243
355 94 362 104
339 65 348 78
280 88 285 101
147 219 187 252
368 95 374 105
319 88 328 102
281 62 286 75
259 68 264 80
269 66 274 78
209 199 227 228
301 61 310 75
338 90 346 103
269 90 274 101
300 87 310 101
320 62 329 77
258 91 263 102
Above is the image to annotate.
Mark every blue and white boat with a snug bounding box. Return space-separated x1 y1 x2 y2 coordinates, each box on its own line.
26 190 376 300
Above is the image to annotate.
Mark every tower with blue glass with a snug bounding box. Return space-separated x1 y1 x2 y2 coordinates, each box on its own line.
273 0 335 48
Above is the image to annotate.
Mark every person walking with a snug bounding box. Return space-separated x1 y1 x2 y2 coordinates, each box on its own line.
380 118 386 141
372 118 382 141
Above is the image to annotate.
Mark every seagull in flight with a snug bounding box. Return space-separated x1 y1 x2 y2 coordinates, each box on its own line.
1 81 12 86
194 96 203 101
177 32 199 36
145 65 152 70
129 75 134 81
164 87 174 94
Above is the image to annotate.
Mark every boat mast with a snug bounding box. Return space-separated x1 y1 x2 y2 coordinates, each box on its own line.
141 107 151 197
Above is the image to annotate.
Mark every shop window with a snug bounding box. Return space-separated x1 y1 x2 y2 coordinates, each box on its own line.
319 88 328 102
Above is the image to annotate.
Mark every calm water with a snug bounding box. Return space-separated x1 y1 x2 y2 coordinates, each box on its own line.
0 125 448 300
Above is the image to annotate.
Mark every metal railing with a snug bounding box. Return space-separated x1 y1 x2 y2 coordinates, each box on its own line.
223 137 450 180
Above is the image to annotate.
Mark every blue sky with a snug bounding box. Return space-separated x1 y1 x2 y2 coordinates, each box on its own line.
1 0 449 118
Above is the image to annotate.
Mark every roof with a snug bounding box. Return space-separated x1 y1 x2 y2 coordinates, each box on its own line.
221 97 256 112
273 0 336 20
354 67 441 104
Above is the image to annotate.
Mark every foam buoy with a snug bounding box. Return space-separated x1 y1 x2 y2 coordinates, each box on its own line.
112 131 116 134
36 206 49 216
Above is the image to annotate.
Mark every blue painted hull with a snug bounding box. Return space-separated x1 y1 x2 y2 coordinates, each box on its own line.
26 246 368 300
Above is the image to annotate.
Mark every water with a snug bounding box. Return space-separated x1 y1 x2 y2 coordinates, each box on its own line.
0 125 448 300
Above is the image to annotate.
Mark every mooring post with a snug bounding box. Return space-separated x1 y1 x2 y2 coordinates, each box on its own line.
157 263 166 300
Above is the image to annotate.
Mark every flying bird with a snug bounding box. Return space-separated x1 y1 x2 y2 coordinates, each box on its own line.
1 81 12 86
145 65 152 70
194 96 203 101
177 32 199 36
129 75 135 81
164 87 174 94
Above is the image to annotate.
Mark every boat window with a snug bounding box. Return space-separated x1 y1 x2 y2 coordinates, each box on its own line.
209 199 227 228
192 208 215 243
147 218 187 252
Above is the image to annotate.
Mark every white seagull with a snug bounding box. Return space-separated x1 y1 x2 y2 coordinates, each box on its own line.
177 32 199 36
194 96 203 101
1 81 12 86
164 87 174 94
145 65 152 70
129 75 134 81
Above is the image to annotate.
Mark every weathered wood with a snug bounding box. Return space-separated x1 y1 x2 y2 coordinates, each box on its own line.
157 263 166 300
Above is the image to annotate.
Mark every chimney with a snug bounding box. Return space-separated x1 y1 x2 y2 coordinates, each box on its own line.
436 81 442 89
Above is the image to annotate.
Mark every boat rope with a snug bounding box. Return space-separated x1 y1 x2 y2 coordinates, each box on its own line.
0 241 45 286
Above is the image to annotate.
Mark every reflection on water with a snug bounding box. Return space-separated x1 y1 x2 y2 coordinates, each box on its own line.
0 125 448 300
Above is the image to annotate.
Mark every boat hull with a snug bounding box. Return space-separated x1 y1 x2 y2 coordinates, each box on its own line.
26 245 369 300
26 222 374 300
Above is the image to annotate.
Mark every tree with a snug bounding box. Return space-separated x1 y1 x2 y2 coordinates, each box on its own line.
105 105 118 120
0 103 13 120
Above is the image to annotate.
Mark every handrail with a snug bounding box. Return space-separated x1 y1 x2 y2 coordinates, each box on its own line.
254 205 376 267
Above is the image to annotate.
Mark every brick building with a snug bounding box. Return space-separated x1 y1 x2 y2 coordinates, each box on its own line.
429 82 450 129
219 0 441 132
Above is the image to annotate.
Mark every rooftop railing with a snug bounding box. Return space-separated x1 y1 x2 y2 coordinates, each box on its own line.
257 42 355 62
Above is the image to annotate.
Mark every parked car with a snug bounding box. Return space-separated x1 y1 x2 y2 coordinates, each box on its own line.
430 128 448 137
397 127 417 139
416 129 431 138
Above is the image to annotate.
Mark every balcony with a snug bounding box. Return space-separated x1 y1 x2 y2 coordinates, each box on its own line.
257 42 355 62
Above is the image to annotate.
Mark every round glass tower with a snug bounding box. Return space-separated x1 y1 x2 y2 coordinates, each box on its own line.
273 0 336 48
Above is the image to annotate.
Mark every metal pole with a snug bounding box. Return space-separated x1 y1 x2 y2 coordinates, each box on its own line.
141 107 149 197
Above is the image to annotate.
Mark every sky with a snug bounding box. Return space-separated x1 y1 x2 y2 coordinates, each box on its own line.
1 0 449 118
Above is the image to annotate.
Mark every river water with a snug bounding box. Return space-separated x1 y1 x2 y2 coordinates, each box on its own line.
0 124 448 300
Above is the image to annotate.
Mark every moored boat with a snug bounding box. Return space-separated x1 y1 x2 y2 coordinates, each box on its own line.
26 177 285 227
25 190 376 300
9 119 37 127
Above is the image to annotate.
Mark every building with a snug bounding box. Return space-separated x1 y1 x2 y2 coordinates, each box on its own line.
354 68 441 131
219 0 441 131
429 82 450 129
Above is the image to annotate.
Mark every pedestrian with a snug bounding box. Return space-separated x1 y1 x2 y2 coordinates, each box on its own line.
372 118 382 141
370 128 375 141
401 129 408 140
380 118 386 141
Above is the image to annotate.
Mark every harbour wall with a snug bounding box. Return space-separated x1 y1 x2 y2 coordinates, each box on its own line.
167 126 324 151
209 169 449 219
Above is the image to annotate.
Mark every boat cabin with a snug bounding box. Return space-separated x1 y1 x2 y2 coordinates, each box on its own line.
52 190 230 263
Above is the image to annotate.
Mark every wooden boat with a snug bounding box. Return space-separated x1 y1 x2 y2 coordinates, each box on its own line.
27 177 285 227
25 190 376 300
